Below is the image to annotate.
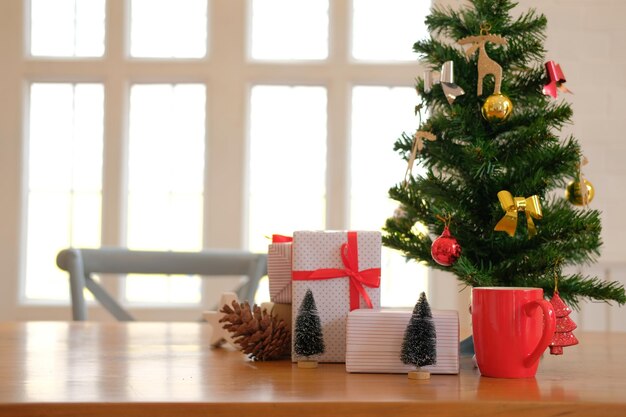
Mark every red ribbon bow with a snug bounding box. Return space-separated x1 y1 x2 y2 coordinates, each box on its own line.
543 61 572 99
272 234 293 243
292 231 381 311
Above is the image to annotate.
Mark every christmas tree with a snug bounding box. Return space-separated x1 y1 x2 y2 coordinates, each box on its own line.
401 292 437 368
383 0 626 308
294 289 325 358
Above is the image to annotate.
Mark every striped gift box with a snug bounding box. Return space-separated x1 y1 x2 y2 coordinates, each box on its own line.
346 308 459 374
268 242 292 303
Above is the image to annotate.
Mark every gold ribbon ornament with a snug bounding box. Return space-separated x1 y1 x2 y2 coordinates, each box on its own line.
578 156 590 206
494 191 543 238
404 131 436 186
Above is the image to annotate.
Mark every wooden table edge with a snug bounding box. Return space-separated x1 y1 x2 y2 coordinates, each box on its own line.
2 400 626 417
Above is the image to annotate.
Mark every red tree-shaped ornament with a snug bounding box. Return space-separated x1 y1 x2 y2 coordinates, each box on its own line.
549 292 579 355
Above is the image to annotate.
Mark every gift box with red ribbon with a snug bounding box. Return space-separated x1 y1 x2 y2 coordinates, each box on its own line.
268 235 293 304
291 230 381 363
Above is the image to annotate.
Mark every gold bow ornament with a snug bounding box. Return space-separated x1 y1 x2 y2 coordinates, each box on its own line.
494 190 543 238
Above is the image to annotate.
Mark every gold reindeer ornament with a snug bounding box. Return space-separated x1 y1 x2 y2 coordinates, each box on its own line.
458 29 507 96
459 25 513 123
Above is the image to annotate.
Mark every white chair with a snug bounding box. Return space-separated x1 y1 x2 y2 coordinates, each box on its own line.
56 247 267 321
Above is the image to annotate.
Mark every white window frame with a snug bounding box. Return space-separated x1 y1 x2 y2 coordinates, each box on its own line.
0 0 452 321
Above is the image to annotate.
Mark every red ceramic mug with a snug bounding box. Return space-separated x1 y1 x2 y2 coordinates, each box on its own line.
472 287 556 378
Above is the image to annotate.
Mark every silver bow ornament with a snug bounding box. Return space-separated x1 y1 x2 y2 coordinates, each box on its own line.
424 61 465 104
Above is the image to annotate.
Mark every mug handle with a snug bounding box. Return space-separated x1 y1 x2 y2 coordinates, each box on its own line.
522 299 556 368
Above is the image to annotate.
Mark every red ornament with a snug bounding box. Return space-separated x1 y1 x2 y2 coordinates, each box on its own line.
543 61 572 99
431 225 462 266
549 291 579 355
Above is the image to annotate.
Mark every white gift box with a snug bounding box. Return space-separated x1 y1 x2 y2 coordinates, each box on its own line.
346 308 460 374
268 241 292 303
291 230 381 363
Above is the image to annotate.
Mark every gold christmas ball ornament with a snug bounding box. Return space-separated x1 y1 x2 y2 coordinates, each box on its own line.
565 179 595 206
481 93 513 123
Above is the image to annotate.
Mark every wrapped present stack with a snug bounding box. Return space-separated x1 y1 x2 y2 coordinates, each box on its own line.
265 229 459 372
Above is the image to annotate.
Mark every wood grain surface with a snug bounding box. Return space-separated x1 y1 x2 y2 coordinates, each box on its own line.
0 321 625 417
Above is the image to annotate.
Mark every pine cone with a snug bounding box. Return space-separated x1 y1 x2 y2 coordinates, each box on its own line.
219 300 291 361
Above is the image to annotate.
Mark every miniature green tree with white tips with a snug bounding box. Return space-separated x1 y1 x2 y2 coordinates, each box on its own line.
401 292 437 379
294 289 325 368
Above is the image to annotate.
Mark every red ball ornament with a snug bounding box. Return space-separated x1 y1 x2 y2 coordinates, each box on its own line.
431 225 462 266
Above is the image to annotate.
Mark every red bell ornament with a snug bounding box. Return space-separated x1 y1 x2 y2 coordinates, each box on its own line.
431 225 462 266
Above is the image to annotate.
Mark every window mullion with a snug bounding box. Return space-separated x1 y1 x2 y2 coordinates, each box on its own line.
204 0 246 250
0 0 25 318
100 0 129 301
326 0 351 229
200 0 248 307
329 0 350 64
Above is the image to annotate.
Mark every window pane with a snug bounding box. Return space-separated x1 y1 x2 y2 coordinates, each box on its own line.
248 85 327 255
352 0 430 61
350 86 427 307
250 0 328 60
30 0 105 57
126 83 206 304
130 0 208 58
25 83 104 301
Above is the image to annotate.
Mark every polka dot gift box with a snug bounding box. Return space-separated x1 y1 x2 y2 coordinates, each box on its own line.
291 230 381 363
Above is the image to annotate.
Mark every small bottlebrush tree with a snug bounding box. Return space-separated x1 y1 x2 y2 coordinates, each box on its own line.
401 292 437 369
294 289 325 359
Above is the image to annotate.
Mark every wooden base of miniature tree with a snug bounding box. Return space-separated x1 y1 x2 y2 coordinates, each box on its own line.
297 360 319 369
408 370 431 380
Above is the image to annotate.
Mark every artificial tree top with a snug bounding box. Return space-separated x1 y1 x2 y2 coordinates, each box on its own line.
383 0 625 308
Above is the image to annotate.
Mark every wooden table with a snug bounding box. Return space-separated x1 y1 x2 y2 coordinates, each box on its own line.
1 322 625 417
